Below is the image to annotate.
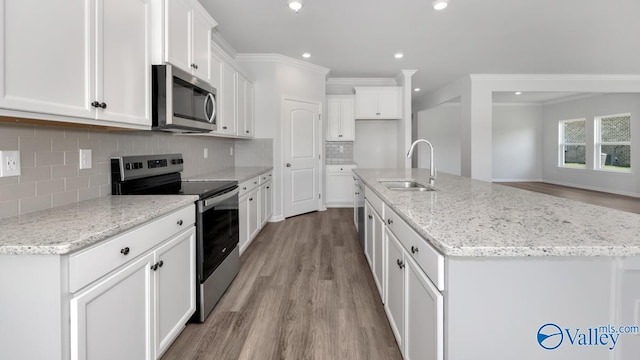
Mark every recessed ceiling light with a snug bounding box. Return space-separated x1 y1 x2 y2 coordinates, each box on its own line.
414 88 421 92
288 0 303 12
394 53 404 59
302 53 311 58
515 91 522 95
433 0 448 10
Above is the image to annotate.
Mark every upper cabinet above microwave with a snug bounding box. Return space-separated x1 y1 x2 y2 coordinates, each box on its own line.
0 0 152 129
151 0 217 84
354 87 402 120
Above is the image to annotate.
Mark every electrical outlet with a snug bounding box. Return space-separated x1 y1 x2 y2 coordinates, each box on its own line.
204 148 209 159
0 150 21 177
79 149 92 169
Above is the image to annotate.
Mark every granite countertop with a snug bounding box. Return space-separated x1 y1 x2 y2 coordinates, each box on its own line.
186 166 273 183
0 195 198 256
354 168 640 257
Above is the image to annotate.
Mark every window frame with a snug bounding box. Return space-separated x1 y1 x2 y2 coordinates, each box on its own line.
558 118 587 169
595 113 631 172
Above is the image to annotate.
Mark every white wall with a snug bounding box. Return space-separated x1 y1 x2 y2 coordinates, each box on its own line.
492 104 543 181
416 104 462 176
237 55 328 221
542 93 640 196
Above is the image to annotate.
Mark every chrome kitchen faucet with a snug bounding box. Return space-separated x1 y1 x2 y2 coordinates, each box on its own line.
407 139 436 186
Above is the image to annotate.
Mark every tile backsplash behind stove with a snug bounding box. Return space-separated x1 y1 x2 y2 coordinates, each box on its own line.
325 141 354 164
0 122 274 219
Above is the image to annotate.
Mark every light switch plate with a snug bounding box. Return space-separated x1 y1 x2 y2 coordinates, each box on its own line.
79 149 92 169
0 150 21 177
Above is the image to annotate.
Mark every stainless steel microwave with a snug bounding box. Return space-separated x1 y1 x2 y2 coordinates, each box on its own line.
152 64 217 133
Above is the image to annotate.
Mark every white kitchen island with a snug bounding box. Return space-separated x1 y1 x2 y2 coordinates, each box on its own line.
353 168 640 360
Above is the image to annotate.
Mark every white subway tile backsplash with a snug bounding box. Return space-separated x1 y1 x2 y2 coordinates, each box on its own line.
19 195 51 214
0 123 240 219
36 179 65 196
0 200 18 218
65 176 89 191
52 165 78 179
35 151 65 166
20 167 51 182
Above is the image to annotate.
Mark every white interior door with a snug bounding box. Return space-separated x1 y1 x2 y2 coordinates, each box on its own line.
283 99 321 218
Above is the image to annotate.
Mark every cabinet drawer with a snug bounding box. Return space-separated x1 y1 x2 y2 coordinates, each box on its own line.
239 176 259 197
68 205 195 293
385 207 444 291
258 171 272 185
364 186 384 217
326 164 357 173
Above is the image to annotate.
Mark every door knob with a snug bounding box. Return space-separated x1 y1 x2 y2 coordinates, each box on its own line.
286 163 291 167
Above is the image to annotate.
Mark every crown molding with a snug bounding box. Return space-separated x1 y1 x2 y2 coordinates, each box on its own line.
211 30 237 59
235 54 330 75
469 74 640 81
326 78 398 86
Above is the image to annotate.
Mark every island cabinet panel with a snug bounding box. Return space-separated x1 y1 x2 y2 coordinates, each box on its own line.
385 229 406 354
446 258 616 360
364 200 375 268
364 189 385 299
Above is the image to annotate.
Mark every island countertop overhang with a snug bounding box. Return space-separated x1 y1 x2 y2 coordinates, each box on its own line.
353 168 640 257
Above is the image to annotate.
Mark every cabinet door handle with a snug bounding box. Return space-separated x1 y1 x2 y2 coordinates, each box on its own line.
151 263 158 271
396 259 405 269
222 126 228 130
99 102 107 109
249 198 253 201
355 192 360 195
387 219 393 225
266 186 270 189
91 101 100 108
120 247 130 255
242 186 247 190
158 260 164 268
286 163 292 167
376 112 381 115
338 134 343 137
368 214 373 220
177 219 183 226
411 246 419 254
191 63 198 69
246 130 250 134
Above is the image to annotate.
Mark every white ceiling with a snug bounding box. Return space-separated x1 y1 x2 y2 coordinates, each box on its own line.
199 0 640 99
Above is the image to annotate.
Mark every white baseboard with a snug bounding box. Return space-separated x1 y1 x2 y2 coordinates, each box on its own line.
269 215 285 222
326 201 354 208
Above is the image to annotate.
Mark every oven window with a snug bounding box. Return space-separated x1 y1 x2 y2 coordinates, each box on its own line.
200 195 239 280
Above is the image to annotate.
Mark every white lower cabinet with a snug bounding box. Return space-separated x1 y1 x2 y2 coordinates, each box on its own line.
372 203 385 298
260 180 273 227
239 174 267 254
405 255 443 360
364 201 374 267
326 165 358 207
385 229 406 354
71 253 155 360
71 225 195 360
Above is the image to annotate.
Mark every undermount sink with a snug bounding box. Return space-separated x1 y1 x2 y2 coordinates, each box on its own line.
379 180 436 192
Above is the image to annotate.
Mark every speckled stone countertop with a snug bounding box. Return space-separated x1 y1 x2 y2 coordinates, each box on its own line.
0 195 198 255
186 166 273 183
354 168 640 257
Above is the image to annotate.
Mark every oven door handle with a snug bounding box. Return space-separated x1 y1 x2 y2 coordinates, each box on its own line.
201 187 239 211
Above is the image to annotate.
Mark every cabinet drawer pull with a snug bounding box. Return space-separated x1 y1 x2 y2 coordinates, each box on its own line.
387 219 393 225
368 214 373 220
411 246 419 254
249 198 253 201
151 262 158 271
158 260 164 268
177 219 183 226
222 126 227 130
396 259 405 269
266 186 270 189
120 247 130 255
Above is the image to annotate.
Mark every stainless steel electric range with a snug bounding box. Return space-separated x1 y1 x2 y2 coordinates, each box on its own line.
111 153 239 322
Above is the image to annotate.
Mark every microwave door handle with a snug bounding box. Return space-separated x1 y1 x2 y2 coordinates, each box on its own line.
205 93 216 124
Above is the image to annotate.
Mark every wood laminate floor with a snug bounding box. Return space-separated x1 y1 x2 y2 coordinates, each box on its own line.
499 182 640 214
161 208 402 360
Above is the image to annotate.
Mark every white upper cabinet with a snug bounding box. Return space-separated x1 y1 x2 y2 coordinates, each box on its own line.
217 62 237 135
327 95 355 141
354 87 402 119
237 74 254 138
162 0 216 82
98 0 150 126
0 0 150 128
